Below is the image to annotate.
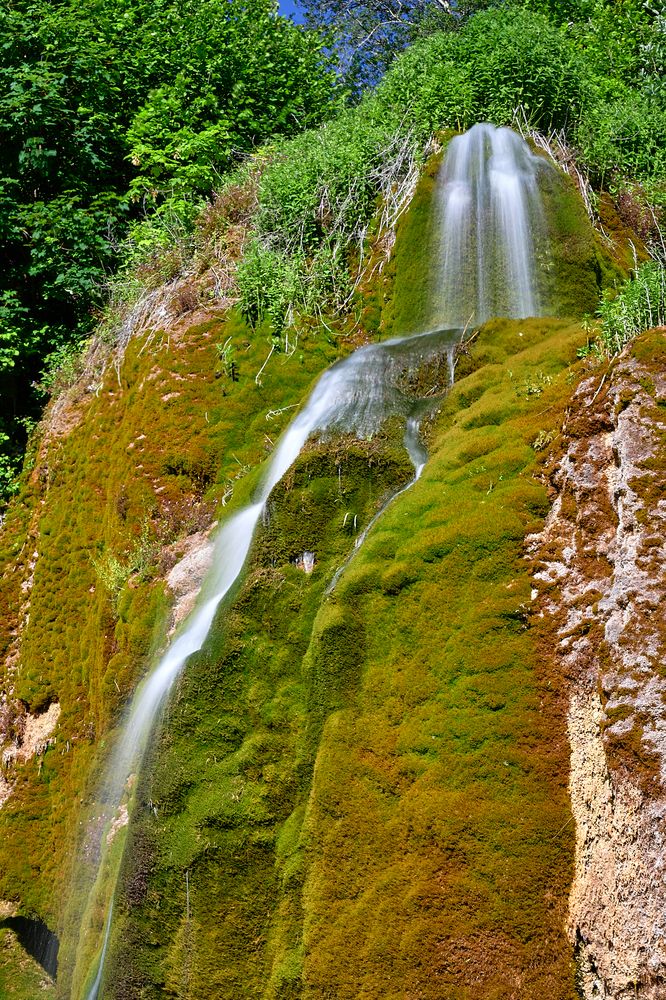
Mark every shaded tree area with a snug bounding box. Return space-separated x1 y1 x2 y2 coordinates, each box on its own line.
298 0 496 90
0 0 339 496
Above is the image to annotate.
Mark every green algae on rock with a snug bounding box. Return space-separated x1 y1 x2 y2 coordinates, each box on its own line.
0 121 651 999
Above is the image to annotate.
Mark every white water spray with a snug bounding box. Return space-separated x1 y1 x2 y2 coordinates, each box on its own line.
429 122 548 328
74 123 553 998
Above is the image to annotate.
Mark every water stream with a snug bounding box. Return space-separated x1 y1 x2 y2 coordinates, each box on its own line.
73 123 554 998
428 122 548 329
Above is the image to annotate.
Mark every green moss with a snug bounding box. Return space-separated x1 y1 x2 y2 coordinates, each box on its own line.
0 306 346 997
89 317 585 1000
95 420 414 1000
0 928 55 999
298 318 581 999
382 151 444 336
537 164 602 317
0 142 607 996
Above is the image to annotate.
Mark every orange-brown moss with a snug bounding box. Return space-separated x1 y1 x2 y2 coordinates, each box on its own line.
98 317 586 1000
0 307 342 997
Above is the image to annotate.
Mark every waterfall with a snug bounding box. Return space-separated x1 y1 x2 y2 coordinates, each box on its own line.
428 122 548 329
71 123 552 998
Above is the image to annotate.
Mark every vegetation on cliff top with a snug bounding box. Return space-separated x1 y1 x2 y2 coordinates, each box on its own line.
1 0 665 497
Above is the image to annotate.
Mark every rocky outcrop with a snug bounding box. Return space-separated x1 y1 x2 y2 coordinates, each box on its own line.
165 527 216 631
529 330 666 998
0 701 60 808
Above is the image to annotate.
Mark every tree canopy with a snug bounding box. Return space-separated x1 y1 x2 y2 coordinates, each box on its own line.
0 0 338 494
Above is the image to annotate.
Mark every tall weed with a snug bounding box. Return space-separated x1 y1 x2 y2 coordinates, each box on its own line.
598 261 666 355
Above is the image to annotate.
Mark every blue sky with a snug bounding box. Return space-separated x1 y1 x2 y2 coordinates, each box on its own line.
278 0 305 22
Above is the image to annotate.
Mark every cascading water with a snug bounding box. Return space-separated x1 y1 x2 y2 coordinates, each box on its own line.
72 326 460 1000
70 123 554 998
427 123 549 330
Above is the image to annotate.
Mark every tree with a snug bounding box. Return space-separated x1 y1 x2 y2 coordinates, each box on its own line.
299 0 495 91
0 0 338 503
126 0 338 199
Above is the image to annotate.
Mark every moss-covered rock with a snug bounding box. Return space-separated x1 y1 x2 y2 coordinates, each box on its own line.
91 317 586 1000
0 132 627 999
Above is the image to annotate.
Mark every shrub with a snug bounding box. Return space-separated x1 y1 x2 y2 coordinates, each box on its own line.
598 261 666 355
36 340 88 398
575 87 666 186
376 8 588 134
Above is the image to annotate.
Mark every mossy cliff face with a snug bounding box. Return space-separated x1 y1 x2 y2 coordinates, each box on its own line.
0 142 641 998
0 314 342 997
106 317 588 1000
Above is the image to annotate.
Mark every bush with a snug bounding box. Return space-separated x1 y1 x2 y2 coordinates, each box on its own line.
36 340 88 398
256 104 403 251
236 8 591 328
575 87 666 185
598 261 666 355
236 241 306 331
376 8 588 134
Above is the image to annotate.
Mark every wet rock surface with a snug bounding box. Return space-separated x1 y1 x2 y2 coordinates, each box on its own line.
528 331 666 998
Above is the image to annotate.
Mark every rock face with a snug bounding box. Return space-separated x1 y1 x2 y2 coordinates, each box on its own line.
529 330 666 999
165 527 216 631
0 701 60 808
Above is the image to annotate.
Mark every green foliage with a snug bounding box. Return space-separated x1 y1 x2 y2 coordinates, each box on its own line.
237 237 352 331
575 87 666 186
93 521 159 607
0 0 338 505
237 241 307 330
0 432 18 500
256 105 401 248
234 3 638 331
598 261 666 355
126 1 337 199
2 0 665 508
37 340 88 399
215 338 237 380
237 106 418 326
377 8 588 133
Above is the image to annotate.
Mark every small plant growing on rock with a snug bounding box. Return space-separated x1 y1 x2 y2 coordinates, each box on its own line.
216 337 238 380
518 371 553 397
0 698 26 748
598 261 666 356
92 519 159 608
532 429 557 451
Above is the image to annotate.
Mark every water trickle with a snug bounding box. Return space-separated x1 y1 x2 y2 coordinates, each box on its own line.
0 915 59 979
71 123 553 998
84 904 113 1000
